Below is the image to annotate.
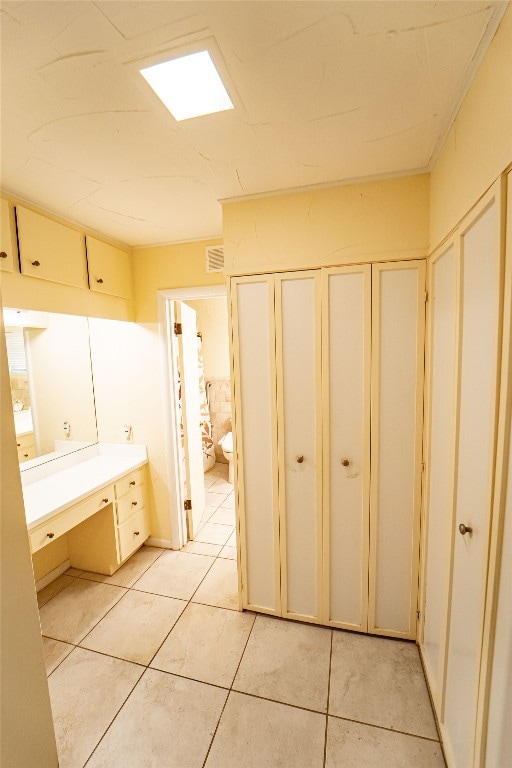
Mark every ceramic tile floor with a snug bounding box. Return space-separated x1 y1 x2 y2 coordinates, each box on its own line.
38 462 446 768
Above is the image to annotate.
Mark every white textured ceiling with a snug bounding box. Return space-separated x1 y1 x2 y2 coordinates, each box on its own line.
0 1 507 246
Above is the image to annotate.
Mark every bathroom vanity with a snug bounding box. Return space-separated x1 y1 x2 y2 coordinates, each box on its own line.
22 443 149 575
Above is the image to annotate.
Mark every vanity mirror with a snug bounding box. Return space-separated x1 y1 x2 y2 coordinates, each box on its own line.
4 308 98 465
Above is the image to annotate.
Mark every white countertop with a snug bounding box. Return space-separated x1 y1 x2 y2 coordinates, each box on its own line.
23 444 147 529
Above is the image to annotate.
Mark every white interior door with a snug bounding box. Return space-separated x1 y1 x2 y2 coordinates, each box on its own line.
422 240 458 708
322 265 371 630
231 276 281 614
443 190 502 768
276 271 322 622
369 260 426 639
175 301 205 538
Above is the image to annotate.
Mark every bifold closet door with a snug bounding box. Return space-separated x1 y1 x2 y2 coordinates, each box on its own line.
322 265 371 630
422 240 458 708
230 275 281 615
442 183 503 768
275 271 322 622
369 260 426 639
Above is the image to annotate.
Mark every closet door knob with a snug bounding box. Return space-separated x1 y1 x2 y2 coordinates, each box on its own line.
0 251 7 259
459 523 473 536
31 260 40 266
296 455 304 464
341 458 350 467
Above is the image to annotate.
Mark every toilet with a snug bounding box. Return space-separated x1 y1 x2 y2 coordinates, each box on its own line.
218 430 234 484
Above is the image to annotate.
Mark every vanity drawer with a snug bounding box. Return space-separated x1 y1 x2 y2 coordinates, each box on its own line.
118 507 148 561
115 467 144 499
116 485 145 525
16 433 34 450
18 445 35 462
29 485 115 553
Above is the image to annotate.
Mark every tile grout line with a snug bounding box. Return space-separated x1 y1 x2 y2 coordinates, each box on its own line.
323 630 334 768
200 595 258 767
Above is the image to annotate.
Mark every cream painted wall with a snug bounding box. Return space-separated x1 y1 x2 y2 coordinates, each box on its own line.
186 297 230 380
430 3 512 249
132 238 225 323
25 314 97 455
222 174 430 274
0 309 58 767
88 318 171 542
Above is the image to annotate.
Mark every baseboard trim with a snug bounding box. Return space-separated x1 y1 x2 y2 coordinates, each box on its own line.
145 538 177 550
35 560 71 592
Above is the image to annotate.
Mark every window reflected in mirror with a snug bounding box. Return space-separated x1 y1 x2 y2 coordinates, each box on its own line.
3 308 98 465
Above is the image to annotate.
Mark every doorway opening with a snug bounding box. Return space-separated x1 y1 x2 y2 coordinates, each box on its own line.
159 286 236 561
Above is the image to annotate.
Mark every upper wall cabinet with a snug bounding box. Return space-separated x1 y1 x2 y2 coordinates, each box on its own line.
86 237 132 299
16 206 87 288
0 198 16 272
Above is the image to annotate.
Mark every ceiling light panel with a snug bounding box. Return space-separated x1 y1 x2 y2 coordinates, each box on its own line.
140 50 233 121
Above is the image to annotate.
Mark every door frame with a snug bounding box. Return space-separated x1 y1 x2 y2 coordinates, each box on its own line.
157 285 228 550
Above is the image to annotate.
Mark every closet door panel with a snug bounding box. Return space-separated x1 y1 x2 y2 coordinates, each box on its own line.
231 276 280 614
322 266 371 630
370 260 426 638
422 241 458 707
276 272 322 621
443 191 502 768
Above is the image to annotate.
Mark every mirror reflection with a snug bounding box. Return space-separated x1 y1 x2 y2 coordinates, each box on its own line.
4 308 98 465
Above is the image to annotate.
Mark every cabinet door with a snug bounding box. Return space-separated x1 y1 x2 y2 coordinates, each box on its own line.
322 265 371 630
369 260 426 639
276 271 322 622
86 236 132 299
422 239 458 708
442 184 503 768
0 198 16 271
16 206 87 288
231 275 281 615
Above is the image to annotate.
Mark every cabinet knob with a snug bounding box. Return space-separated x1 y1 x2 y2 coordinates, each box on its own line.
134 531 140 536
0 251 7 259
96 278 104 284
130 480 136 486
23 453 28 458
102 498 109 504
46 532 55 539
17 442 20 447
31 260 40 267
296 455 304 463
459 523 473 536
341 458 350 467
132 500 138 506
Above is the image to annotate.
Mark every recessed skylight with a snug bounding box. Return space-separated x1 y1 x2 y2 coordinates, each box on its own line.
140 50 234 121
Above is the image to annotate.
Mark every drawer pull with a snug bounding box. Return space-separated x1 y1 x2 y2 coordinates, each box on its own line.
17 442 21 447
23 453 29 458
101 498 109 504
96 278 104 284
46 532 55 539
131 501 138 506
31 260 41 266
130 480 136 486
296 455 304 463
134 530 140 536
0 251 7 259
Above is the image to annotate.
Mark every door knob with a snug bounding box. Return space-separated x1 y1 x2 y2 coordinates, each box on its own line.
341 458 350 467
459 523 473 536
296 455 304 463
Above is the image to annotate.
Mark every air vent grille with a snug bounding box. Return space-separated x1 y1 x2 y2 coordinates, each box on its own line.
206 245 224 273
